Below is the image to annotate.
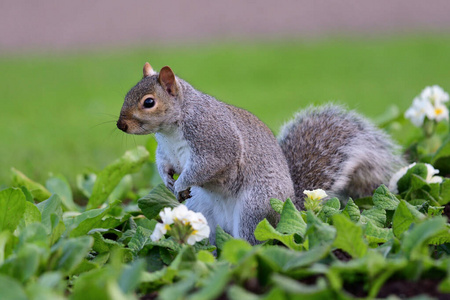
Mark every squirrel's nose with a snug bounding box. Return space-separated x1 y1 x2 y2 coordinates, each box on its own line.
117 119 128 132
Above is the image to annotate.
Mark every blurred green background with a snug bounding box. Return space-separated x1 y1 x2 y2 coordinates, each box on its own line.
1 36 450 186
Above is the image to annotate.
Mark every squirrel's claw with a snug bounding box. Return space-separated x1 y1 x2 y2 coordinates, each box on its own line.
177 188 191 202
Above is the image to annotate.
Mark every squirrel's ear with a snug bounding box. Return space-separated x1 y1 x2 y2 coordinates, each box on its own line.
158 66 178 96
143 62 156 78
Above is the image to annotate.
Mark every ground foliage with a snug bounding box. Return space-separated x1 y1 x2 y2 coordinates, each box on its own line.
1 110 450 300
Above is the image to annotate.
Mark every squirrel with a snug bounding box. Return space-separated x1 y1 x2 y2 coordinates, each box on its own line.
117 63 405 245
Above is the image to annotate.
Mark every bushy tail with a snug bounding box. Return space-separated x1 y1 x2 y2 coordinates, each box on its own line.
277 105 405 207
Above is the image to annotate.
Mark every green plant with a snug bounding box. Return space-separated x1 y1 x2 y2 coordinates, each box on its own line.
1 85 450 299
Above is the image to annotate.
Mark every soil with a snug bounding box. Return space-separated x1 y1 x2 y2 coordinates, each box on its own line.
443 204 450 221
333 249 353 262
377 278 448 299
139 292 158 300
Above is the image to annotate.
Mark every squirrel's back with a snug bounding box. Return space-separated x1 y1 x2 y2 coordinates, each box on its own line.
278 105 404 206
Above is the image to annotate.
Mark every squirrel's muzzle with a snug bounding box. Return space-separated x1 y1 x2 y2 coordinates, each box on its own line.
116 118 128 132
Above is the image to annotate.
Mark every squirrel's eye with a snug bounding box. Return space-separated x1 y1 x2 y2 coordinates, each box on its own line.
143 98 155 108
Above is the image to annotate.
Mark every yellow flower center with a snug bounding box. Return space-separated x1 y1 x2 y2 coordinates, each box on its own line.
435 107 444 115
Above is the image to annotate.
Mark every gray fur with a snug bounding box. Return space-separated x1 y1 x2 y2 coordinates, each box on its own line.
278 104 405 207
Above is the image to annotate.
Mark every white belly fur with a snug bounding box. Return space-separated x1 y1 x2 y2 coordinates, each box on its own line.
186 187 241 239
156 130 191 173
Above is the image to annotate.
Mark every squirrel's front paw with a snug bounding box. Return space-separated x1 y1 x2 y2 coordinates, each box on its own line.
176 188 191 202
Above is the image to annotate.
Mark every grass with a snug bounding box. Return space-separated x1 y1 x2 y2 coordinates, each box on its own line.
1 35 450 186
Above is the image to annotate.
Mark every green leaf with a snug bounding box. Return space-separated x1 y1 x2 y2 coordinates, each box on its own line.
51 236 94 274
305 211 336 249
440 277 450 293
440 179 450 205
20 186 34 203
38 194 63 234
0 231 11 264
392 200 415 238
21 201 42 228
25 271 66 300
71 267 117 300
11 168 51 202
91 231 123 254
76 173 96 198
35 271 65 292
215 225 233 253
271 274 333 297
318 197 341 221
354 196 373 210
372 185 399 210
49 215 66 246
118 259 145 294
227 286 260 300
65 200 120 238
221 239 253 264
0 274 27 300
108 174 133 203
159 274 197 300
197 250 215 263
188 264 230 300
341 199 360 222
432 136 450 175
364 221 393 245
270 198 284 214
410 174 428 191
138 184 179 220
254 219 303 250
46 175 78 211
258 246 298 272
134 217 157 231
283 243 332 270
402 217 448 259
87 146 149 210
360 207 386 228
397 164 428 194
0 188 26 232
148 238 183 253
276 198 306 237
332 214 367 258
128 226 152 256
428 227 450 245
17 223 48 250
0 244 42 282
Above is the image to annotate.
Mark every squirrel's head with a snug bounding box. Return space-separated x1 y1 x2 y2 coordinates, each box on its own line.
117 63 182 134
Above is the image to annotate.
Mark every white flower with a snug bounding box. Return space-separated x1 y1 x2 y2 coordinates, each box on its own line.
425 163 443 184
150 222 169 242
151 205 211 244
171 205 191 224
303 189 328 201
420 85 449 106
186 213 210 245
160 207 174 225
404 97 435 127
432 103 449 122
388 162 443 193
405 85 450 127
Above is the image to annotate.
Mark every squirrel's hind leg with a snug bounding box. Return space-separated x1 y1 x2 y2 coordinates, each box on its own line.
237 189 281 245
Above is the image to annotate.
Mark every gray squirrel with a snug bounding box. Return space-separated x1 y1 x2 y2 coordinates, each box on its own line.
117 63 405 245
